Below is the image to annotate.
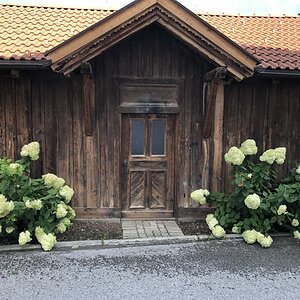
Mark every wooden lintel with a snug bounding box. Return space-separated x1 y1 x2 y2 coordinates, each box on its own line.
82 74 95 136
204 67 227 82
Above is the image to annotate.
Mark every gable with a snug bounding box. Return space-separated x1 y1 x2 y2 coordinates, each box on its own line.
45 0 258 80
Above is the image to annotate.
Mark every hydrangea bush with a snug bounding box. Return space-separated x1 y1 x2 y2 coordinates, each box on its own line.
191 139 300 248
0 142 75 251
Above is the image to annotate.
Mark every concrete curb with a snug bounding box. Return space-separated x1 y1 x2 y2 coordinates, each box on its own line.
0 232 293 253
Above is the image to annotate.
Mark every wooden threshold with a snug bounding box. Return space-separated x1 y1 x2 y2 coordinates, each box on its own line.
121 210 174 219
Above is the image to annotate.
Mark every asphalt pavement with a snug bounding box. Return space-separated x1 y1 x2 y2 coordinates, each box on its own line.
0 237 299 300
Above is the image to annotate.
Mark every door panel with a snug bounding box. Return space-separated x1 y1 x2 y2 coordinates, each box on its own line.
149 171 167 209
129 171 145 209
121 114 175 218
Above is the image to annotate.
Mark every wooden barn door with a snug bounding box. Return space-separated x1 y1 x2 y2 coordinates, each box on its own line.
121 114 176 218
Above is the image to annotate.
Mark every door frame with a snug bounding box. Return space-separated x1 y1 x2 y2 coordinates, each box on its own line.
120 113 178 219
116 78 183 219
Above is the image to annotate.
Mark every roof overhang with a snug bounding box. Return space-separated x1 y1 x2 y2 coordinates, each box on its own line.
255 67 300 78
46 0 259 81
0 60 51 70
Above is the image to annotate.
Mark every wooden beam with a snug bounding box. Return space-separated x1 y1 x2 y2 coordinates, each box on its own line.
60 14 160 75
212 84 224 192
81 63 95 136
204 67 227 82
80 62 93 77
156 18 247 81
203 81 219 139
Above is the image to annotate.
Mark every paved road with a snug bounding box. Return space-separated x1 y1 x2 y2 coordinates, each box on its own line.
0 237 299 300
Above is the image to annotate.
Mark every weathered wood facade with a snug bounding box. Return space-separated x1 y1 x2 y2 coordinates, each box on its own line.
0 25 212 218
0 0 299 220
222 78 300 192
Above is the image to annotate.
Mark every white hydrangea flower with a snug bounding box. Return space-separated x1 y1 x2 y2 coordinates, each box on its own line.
40 234 57 251
212 225 225 238
67 207 76 220
294 231 300 239
259 149 277 164
205 214 215 224
224 147 245 166
239 139 258 156
190 189 209 205
59 185 74 203
277 205 287 215
6 227 14 234
7 163 23 176
291 219 299 227
42 173 65 190
257 233 273 248
0 194 15 218
20 142 40 161
25 199 43 210
56 203 68 219
35 227 45 243
61 217 71 227
296 165 300 174
247 173 253 179
18 230 32 246
259 147 286 165
244 194 260 210
274 147 286 165
242 229 257 244
208 218 219 230
56 222 67 234
35 227 57 251
232 226 241 234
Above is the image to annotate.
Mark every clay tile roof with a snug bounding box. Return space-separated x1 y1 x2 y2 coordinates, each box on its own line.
200 14 300 70
0 4 300 70
0 4 114 61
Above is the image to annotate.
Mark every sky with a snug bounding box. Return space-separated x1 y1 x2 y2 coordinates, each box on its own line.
1 0 300 15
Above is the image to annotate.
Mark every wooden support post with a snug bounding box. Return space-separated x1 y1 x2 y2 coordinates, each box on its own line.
81 63 95 137
204 66 227 82
201 79 225 191
203 67 227 139
203 81 218 139
212 84 224 192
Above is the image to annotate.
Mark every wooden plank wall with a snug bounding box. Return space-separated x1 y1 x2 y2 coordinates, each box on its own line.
92 24 211 211
1 27 300 218
0 24 211 217
222 78 300 193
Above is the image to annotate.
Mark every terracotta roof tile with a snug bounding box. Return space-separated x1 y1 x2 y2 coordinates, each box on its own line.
200 14 300 70
0 4 114 61
0 4 299 70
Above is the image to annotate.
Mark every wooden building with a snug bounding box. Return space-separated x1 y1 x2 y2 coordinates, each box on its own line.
0 0 299 219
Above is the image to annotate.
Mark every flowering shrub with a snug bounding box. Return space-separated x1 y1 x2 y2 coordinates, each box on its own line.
191 139 300 248
0 142 75 251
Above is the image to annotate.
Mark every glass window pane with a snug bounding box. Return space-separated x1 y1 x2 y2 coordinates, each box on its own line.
131 120 145 155
151 119 165 155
